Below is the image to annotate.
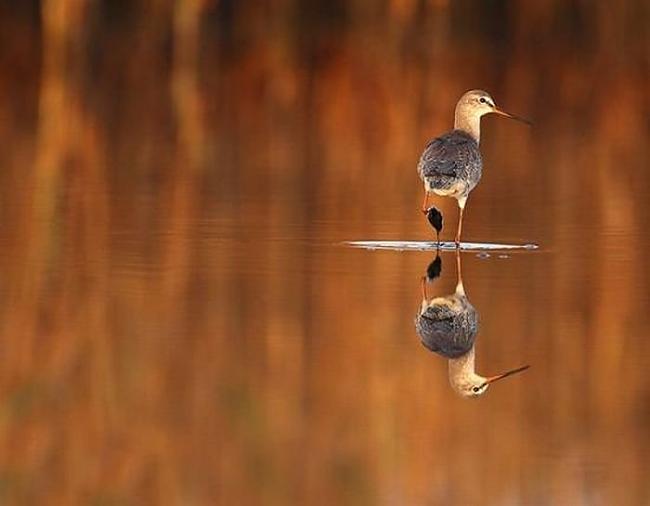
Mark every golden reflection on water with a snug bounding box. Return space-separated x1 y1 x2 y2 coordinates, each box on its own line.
0 2 649 505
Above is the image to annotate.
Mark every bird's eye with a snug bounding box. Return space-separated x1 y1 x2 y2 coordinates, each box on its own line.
479 98 486 104
472 386 481 393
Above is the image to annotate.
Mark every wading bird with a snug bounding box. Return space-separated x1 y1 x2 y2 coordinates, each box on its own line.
418 90 530 246
415 252 529 397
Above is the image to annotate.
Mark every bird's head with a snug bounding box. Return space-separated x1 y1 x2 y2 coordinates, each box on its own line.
456 90 531 125
451 365 530 398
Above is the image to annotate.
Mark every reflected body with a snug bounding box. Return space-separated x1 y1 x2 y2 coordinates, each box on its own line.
418 90 530 245
416 253 529 397
416 255 478 359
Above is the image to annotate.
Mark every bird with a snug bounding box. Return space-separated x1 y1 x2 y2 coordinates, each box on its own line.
417 90 530 246
415 251 529 397
426 206 443 243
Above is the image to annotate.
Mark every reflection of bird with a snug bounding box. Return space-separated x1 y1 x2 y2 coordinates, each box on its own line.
415 252 529 397
416 252 478 360
425 252 442 281
418 90 530 246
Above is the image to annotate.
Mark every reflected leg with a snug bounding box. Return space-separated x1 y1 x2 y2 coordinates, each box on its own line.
420 275 428 300
420 276 429 312
454 249 465 296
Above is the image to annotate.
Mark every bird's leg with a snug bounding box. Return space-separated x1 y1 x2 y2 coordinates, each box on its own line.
421 191 429 214
455 207 464 246
455 197 467 247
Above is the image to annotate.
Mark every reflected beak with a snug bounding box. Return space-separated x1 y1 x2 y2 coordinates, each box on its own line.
483 365 530 385
493 107 532 126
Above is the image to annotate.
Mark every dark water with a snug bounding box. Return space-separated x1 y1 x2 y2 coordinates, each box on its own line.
0 2 649 505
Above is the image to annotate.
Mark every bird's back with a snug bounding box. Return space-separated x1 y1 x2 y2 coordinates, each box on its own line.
415 295 478 359
417 130 482 198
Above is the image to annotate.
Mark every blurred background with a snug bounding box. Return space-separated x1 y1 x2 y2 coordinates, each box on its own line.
0 0 649 504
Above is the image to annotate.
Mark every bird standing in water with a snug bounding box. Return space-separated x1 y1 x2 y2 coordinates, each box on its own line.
418 90 530 246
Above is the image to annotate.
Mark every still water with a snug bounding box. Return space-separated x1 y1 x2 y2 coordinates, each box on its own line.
0 2 650 505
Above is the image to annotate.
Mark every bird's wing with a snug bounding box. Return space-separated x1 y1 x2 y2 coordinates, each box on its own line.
415 301 478 358
417 132 479 181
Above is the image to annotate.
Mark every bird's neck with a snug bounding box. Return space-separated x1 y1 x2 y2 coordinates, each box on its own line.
454 108 481 143
448 346 477 384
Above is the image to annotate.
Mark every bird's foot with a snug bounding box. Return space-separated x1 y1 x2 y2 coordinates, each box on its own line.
426 255 442 281
425 207 443 237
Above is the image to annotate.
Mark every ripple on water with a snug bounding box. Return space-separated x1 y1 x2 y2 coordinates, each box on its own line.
344 240 539 252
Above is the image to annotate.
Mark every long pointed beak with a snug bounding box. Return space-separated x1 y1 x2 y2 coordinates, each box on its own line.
483 365 530 385
493 107 532 126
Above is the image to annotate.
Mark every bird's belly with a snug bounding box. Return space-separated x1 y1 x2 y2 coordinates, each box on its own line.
427 180 467 199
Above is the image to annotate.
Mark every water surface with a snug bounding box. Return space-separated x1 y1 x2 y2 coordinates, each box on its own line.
0 3 649 505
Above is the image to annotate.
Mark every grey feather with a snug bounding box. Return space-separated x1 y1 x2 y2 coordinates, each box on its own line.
415 296 479 359
417 130 482 197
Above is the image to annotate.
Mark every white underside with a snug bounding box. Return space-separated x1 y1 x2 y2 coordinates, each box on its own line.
427 187 467 208
426 182 467 201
